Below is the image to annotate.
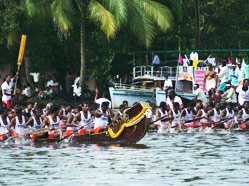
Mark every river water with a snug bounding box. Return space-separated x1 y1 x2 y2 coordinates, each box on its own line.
0 132 249 186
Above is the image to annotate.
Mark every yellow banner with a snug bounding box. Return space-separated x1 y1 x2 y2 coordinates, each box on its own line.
17 35 27 66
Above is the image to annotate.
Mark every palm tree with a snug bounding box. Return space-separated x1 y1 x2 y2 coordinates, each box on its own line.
23 0 173 86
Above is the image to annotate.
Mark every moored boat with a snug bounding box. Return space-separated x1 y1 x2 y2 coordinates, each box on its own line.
109 65 176 108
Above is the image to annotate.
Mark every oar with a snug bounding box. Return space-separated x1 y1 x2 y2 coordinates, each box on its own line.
211 118 233 129
150 115 172 125
56 126 84 143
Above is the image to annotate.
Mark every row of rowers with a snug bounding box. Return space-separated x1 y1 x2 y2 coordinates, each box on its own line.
0 100 126 136
154 100 249 129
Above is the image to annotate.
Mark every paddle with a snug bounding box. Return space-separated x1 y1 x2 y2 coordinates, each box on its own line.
56 126 84 143
150 115 172 125
211 117 233 129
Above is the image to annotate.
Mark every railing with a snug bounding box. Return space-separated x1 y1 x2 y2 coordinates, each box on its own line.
114 83 154 91
133 66 176 80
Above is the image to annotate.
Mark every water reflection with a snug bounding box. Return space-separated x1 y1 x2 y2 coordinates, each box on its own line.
0 133 249 185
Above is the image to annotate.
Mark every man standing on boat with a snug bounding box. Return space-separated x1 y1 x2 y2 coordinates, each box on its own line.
1 74 17 109
166 89 184 109
204 63 216 92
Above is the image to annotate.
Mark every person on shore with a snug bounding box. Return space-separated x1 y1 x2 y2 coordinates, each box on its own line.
221 83 237 105
166 89 184 109
235 58 248 85
152 53 160 70
163 75 173 91
204 63 216 92
236 79 249 107
194 84 208 105
218 60 229 92
229 64 239 89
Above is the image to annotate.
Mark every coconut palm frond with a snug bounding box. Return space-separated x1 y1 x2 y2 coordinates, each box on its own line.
88 0 117 38
126 1 156 48
51 0 75 34
136 0 173 32
102 0 127 27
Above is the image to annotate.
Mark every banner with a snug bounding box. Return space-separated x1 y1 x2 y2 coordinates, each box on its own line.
177 66 193 81
194 69 206 91
17 35 27 66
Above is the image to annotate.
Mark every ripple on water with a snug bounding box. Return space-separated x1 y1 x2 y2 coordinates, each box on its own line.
0 133 249 185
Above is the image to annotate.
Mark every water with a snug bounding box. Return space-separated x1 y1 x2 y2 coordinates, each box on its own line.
1 132 249 186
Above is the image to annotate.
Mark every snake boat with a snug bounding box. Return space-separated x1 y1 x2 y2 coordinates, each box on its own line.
30 102 152 144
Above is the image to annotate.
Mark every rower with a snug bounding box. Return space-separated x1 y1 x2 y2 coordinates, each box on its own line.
238 101 249 129
221 103 235 129
180 102 194 128
156 101 169 133
0 108 11 140
166 89 184 110
168 102 181 130
7 108 26 136
24 108 43 130
195 100 210 129
41 105 66 138
207 103 221 123
72 103 93 135
93 101 111 134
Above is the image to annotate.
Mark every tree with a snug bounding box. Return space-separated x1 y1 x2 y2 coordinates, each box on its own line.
23 0 173 86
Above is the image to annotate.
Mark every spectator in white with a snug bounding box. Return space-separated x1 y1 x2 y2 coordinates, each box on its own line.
22 84 32 98
163 75 173 91
193 84 208 105
1 74 16 108
221 83 237 104
94 86 111 109
236 79 249 106
166 89 184 109
218 60 229 92
46 76 54 87
229 64 239 89
29 72 40 83
152 54 160 70
235 58 248 85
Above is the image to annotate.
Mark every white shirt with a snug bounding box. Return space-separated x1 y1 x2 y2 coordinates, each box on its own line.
95 98 111 109
1 81 12 101
218 66 229 83
47 80 54 87
236 85 249 106
166 96 183 109
30 72 40 83
235 67 248 82
22 87 32 97
163 79 173 90
194 88 208 104
190 52 198 60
